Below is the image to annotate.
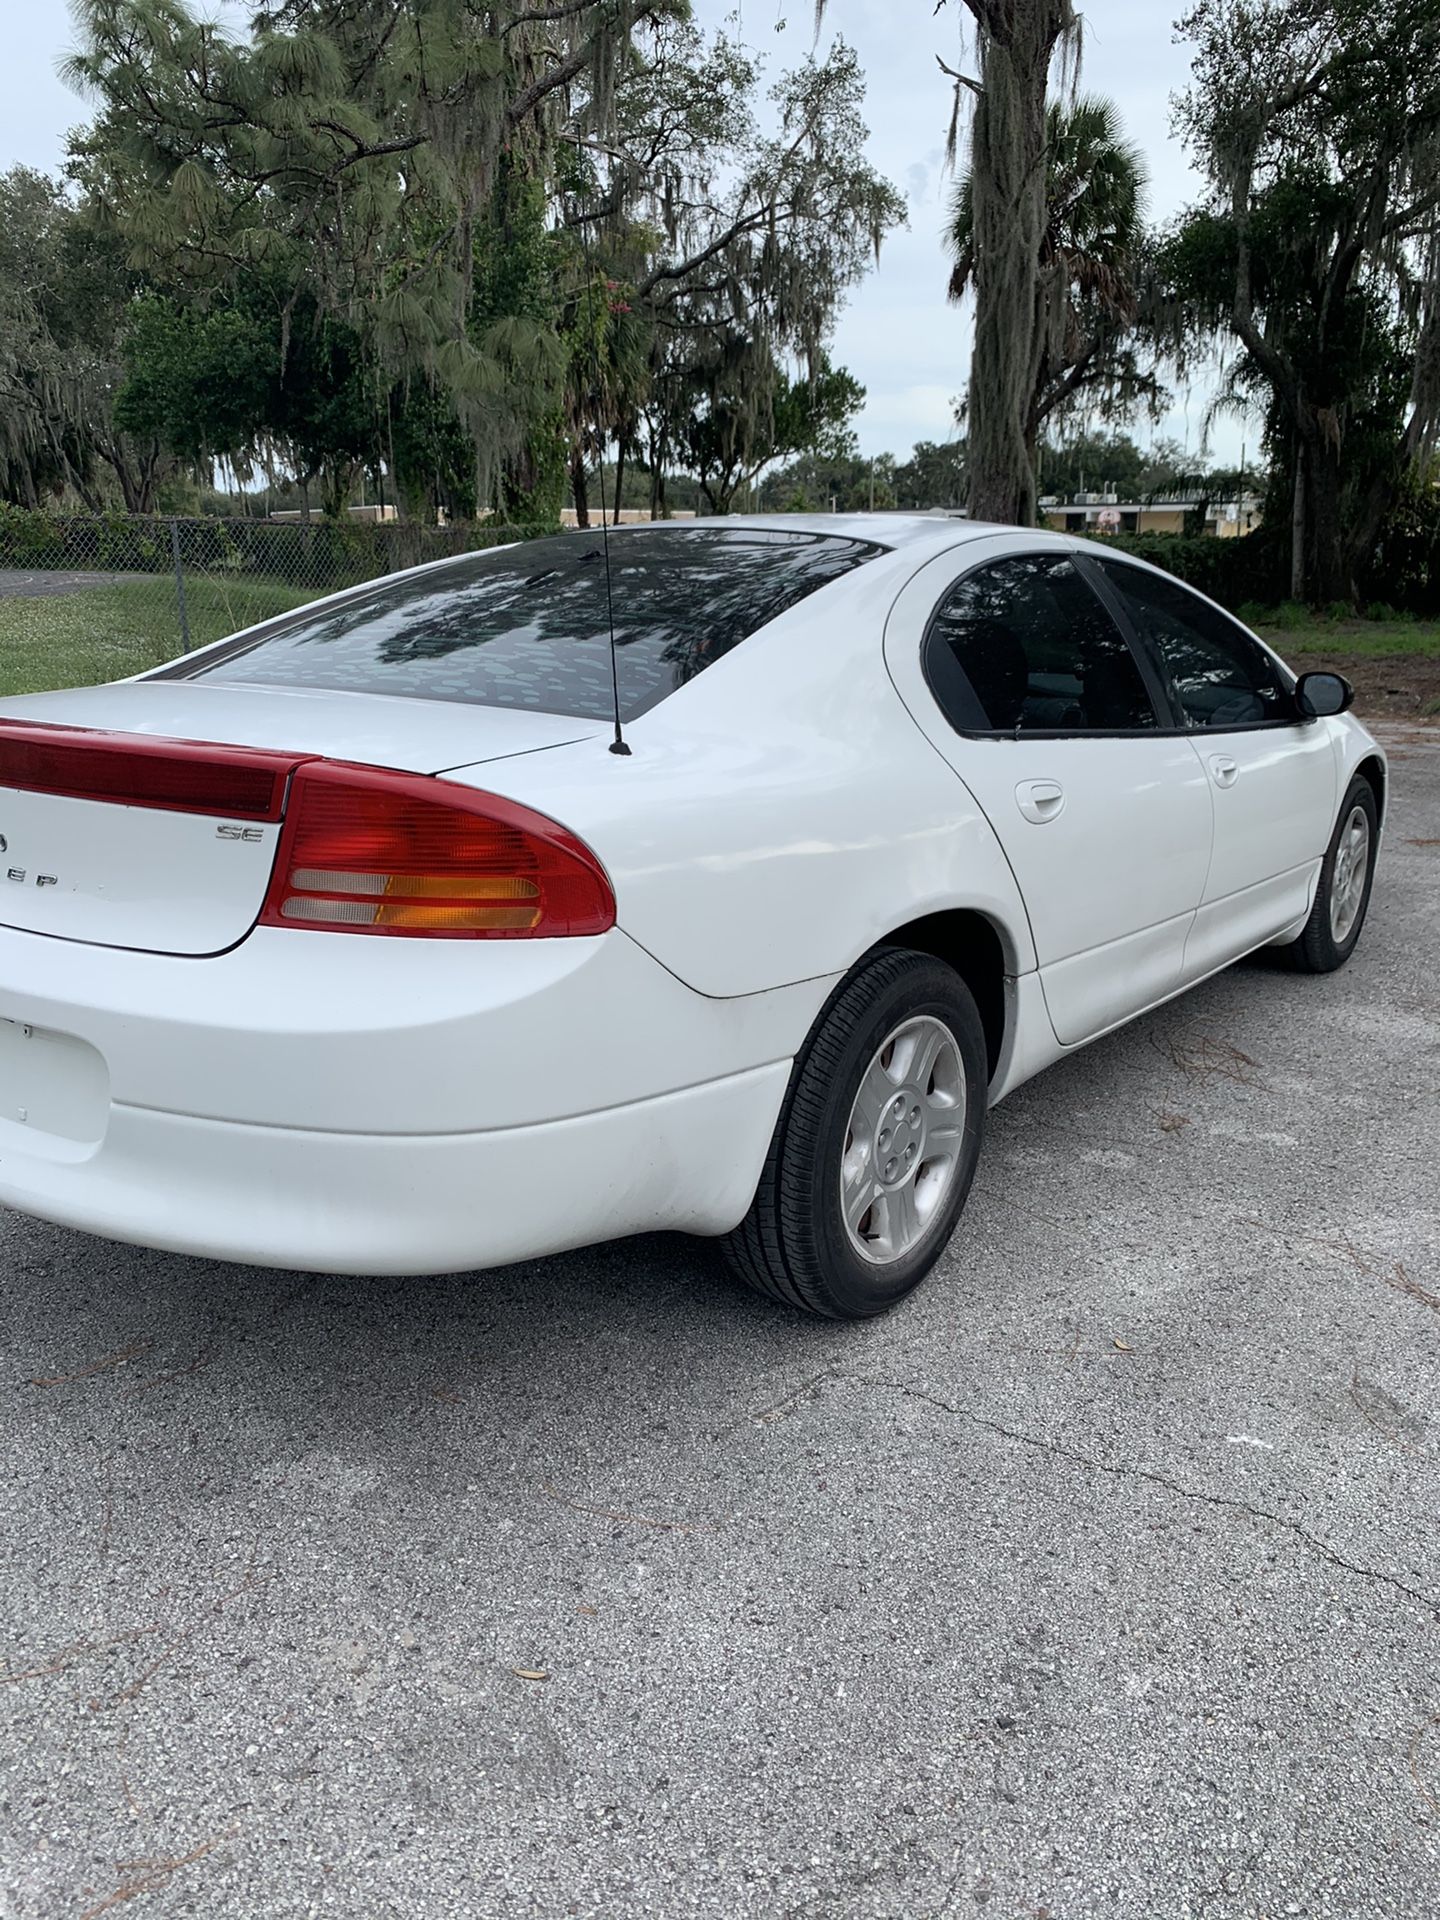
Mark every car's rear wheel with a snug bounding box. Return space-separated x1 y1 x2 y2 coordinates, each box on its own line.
722 948 987 1319
1281 774 1379 973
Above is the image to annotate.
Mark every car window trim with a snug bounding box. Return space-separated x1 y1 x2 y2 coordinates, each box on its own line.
1074 550 1306 737
919 547 1171 741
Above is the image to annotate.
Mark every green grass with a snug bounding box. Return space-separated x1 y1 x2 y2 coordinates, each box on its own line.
1263 619 1440 659
1237 603 1440 659
1239 607 1440 719
0 576 315 697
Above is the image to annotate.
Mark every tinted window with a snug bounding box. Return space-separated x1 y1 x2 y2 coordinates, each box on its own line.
166 527 882 722
924 554 1158 733
1096 559 1295 729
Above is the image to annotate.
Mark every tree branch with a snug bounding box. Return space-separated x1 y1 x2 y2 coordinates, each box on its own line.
635 204 770 297
936 57 982 99
502 0 596 32
506 41 595 127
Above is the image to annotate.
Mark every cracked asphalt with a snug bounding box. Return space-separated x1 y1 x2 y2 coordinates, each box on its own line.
2 725 1438 1920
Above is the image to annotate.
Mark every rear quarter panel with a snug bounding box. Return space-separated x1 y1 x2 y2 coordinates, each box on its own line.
444 551 1038 998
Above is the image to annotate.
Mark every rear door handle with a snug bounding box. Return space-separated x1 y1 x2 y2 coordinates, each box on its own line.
1209 756 1239 789
1016 779 1065 824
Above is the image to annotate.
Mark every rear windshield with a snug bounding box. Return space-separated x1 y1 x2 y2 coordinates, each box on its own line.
164 526 883 721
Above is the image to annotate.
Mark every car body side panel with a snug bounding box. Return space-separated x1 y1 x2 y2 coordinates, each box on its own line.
438 554 1039 998
1332 711 1389 820
1176 721 1336 980
985 969 1060 1103
879 532 1215 1046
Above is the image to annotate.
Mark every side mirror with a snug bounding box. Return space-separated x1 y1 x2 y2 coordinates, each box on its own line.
1295 670 1354 719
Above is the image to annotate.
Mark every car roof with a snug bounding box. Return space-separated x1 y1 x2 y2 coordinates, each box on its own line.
597 512 1011 556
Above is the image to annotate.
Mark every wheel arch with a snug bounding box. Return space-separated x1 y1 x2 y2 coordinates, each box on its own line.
867 907 1014 1086
1353 752 1386 825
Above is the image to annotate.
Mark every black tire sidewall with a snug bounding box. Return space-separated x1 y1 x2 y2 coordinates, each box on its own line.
777 952 988 1318
1308 776 1379 968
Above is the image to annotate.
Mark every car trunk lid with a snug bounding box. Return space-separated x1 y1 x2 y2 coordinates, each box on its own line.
0 684 599 956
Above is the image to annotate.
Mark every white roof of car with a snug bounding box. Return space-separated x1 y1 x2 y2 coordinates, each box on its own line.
601 512 1012 555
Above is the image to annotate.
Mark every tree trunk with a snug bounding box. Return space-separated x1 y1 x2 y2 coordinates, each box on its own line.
1304 487 1349 606
1286 413 1382 608
569 441 590 528
696 468 720 514
105 445 142 514
1290 443 1306 602
1022 407 1041 504
72 469 105 514
1302 441 1371 608
136 442 161 515
613 434 628 527
128 439 163 514
322 461 357 519
964 1 1076 528
654 427 669 519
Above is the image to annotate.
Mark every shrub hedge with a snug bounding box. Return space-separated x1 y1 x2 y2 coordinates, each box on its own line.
1079 528 1288 612
1086 494 1440 618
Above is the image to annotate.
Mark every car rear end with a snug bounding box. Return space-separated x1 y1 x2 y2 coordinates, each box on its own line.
0 524 893 1274
0 709 799 1271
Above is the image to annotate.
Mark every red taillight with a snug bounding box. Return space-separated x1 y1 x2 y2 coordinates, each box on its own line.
0 720 302 819
259 761 616 939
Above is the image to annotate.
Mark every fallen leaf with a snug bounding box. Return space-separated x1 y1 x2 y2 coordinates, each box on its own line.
512 1667 550 1682
1113 1339 1134 1353
575 1605 598 1617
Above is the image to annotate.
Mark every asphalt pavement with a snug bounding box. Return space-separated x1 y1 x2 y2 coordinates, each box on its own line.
2 726 1438 1920
0 571 134 600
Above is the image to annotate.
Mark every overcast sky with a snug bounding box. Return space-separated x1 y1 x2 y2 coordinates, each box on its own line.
0 0 1247 465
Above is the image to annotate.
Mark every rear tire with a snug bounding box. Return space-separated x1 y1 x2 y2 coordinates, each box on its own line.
1281 775 1378 974
722 948 987 1319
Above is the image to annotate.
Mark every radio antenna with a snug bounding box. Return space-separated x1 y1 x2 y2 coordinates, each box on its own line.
597 434 629 758
577 184 630 758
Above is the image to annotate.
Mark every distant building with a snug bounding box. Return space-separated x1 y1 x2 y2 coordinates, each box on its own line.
267 503 399 524
558 507 697 528
1039 492 1263 538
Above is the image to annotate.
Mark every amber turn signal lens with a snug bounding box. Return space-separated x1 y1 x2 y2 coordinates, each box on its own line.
261 762 614 939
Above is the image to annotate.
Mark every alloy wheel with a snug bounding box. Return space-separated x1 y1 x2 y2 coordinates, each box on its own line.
839 1014 967 1265
1329 803 1371 945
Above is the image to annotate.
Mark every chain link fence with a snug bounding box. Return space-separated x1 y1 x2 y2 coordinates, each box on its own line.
0 510 529 699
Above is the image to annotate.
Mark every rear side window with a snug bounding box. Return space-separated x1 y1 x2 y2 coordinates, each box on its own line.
163 527 882 722
924 554 1158 733
1095 559 1296 729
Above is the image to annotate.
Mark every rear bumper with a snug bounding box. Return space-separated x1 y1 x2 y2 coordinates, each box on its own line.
0 921 824 1273
0 1065 791 1275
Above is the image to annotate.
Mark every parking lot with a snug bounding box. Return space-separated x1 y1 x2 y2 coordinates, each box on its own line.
2 726 1437 1920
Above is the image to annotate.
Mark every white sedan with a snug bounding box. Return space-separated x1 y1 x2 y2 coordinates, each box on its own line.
0 516 1383 1316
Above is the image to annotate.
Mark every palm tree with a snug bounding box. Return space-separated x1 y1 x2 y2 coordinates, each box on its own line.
949 94 1154 513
